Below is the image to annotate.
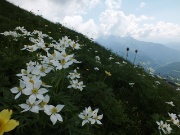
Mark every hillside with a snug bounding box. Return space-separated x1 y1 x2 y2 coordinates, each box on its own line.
1 0 180 135
96 35 180 69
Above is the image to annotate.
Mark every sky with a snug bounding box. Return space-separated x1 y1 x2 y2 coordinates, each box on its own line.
7 0 180 44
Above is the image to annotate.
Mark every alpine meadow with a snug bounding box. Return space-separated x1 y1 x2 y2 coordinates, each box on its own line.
1 0 180 135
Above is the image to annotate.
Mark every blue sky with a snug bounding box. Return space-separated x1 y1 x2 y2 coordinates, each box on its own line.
7 0 180 44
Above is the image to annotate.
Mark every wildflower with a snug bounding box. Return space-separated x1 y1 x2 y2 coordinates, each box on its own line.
91 109 103 125
44 105 64 125
39 95 50 110
23 81 48 104
105 71 111 76
122 61 127 64
0 109 19 135
67 69 80 80
78 107 103 126
19 99 41 113
156 121 172 134
129 83 135 87
10 80 25 99
94 67 99 70
109 57 114 60
165 101 175 106
78 109 92 126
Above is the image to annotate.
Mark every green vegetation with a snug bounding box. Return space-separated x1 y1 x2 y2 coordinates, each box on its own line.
1 0 180 134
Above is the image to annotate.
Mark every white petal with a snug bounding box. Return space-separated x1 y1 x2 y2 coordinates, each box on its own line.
23 88 32 95
15 92 21 99
19 104 29 109
56 105 65 112
20 80 26 88
44 95 50 102
29 94 36 104
98 114 103 120
34 81 42 89
50 114 57 125
97 120 102 124
44 105 52 115
38 88 48 94
82 120 88 126
91 119 95 124
10 87 18 93
31 106 39 113
55 114 63 122
36 94 44 100
78 114 85 119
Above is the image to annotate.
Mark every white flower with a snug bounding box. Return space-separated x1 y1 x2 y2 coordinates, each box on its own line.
10 80 25 99
165 101 175 106
78 107 103 126
23 81 48 104
31 64 52 76
109 57 114 60
94 67 99 70
39 95 50 110
44 105 64 125
91 109 103 125
129 83 135 87
67 69 80 80
19 99 41 113
78 109 92 126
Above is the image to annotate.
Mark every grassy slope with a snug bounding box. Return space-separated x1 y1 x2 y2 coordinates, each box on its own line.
1 0 180 135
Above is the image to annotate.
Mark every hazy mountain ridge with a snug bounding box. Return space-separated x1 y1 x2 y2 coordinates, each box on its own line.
156 62 180 79
96 36 180 69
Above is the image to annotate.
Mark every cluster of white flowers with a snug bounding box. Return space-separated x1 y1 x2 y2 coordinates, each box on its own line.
147 67 155 77
156 120 172 134
67 69 86 91
157 102 180 134
2 26 94 125
78 106 103 126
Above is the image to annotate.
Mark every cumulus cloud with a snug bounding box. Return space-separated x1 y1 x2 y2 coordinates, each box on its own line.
62 15 99 39
6 0 180 43
99 10 153 36
105 0 121 10
7 0 100 21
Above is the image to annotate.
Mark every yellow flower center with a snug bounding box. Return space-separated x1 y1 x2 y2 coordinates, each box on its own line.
85 115 88 120
61 59 66 65
32 88 38 94
51 107 57 114
23 70 28 74
18 87 23 92
40 66 45 72
29 79 34 84
40 101 47 107
0 119 6 133
73 43 76 47
52 53 56 57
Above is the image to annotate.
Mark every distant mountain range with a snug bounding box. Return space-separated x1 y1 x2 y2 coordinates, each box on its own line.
164 42 180 51
96 36 180 69
156 62 180 79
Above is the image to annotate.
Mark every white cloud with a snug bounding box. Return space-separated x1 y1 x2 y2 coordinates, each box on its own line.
105 0 121 10
7 0 100 21
6 0 180 43
62 15 99 39
140 2 146 8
